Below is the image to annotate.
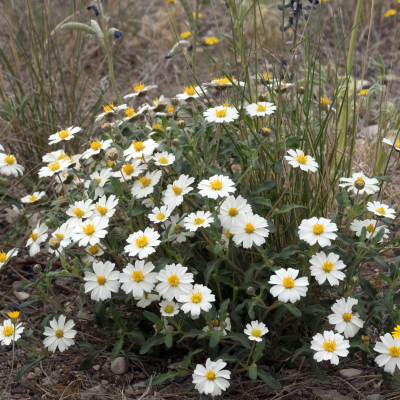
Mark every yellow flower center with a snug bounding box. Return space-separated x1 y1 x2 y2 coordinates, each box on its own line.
158 157 169 164
0 251 6 263
320 97 329 105
323 339 337 352
88 245 99 255
134 83 145 93
282 276 294 288
168 273 179 286
103 103 114 112
224 230 234 238
256 103 267 112
366 223 375 233
5 154 16 165
95 178 102 186
212 319 220 327
30 233 38 241
139 176 151 187
190 291 203 303
194 217 205 225
144 293 149 299
29 195 38 202
214 76 232 84
131 270 144 282
180 31 191 39
376 207 385 215
313 222 324 235
245 222 254 234
228 207 238 217
205 37 219 45
55 329 64 338
397 139 400 149
83 222 96 236
172 185 182 195
184 86 196 96
210 178 223 190
296 153 308 164
121 163 134 175
322 260 334 272
343 313 353 322
74 207 85 218
215 108 228 118
90 140 102 151
57 129 70 139
55 233 64 241
390 345 400 357
135 235 148 248
262 72 272 79
133 141 145 152
97 205 108 216
157 212 166 220
164 305 174 314
8 311 19 319
206 370 216 380
97 276 106 285
153 123 162 130
2 325 13 337
48 162 60 171
124 107 135 118
173 225 182 232
252 329 262 338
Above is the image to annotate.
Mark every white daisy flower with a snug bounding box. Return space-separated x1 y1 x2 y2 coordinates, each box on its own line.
0 248 19 270
66 199 96 228
298 217 338 247
178 284 215 318
175 85 207 101
94 103 128 122
209 76 245 89
202 317 231 336
84 261 120 301
267 81 294 91
119 260 158 297
135 293 161 308
82 244 104 264
42 150 71 163
367 201 396 219
21 191 46 204
121 105 147 123
218 195 252 230
197 175 236 199
382 137 400 152
26 222 48 257
328 297 364 338
246 101 277 117
142 195 156 209
153 151 175 166
48 126 81 145
123 139 159 161
268 267 309 303
350 219 389 242
149 206 172 224
0 153 24 177
220 229 235 248
131 170 162 199
125 227 161 259
91 194 119 221
124 83 157 98
311 330 350 365
244 320 269 342
113 160 147 181
43 315 77 352
84 168 113 199
160 300 180 317
49 223 73 254
155 263 194 301
230 213 269 248
74 217 108 247
0 319 24 345
38 159 70 178
192 358 231 397
163 175 195 209
148 95 170 111
339 172 379 195
4 205 22 224
81 139 113 159
165 214 195 243
374 333 400 373
203 106 239 123
284 149 319 172
309 252 346 286
184 211 214 232
0 144 4 151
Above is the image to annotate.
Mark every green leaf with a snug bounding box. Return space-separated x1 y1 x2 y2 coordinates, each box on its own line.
87 179 98 199
110 302 124 329
165 333 173 348
183 348 203 367
359 226 367 242
144 311 165 329
308 357 326 381
218 298 230 322
204 260 222 285
110 338 124 361
16 280 36 292
353 297 366 320
146 370 185 386
20 297 40 308
210 330 224 348
291 344 312 362
303 304 326 314
371 228 385 246
252 339 266 364
257 369 282 390
140 333 166 355
226 332 252 349
249 364 258 380
252 197 273 208
131 205 147 217
109 176 125 197
384 289 395 313
178 329 204 343
359 277 377 299
371 173 391 182
78 348 106 371
283 303 302 318
13 356 45 382
350 341 372 353
274 204 305 214
129 331 146 345
251 180 277 194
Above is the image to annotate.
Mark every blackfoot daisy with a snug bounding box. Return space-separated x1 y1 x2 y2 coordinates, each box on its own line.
367 201 396 219
125 228 161 259
244 320 269 342
328 298 364 338
218 195 252 230
298 217 338 247
309 252 346 286
284 149 319 172
374 333 400 373
74 217 108 247
197 174 236 199
0 153 24 176
339 172 379 195
311 330 350 365
163 175 195 208
184 211 214 232
230 213 269 248
43 315 77 352
178 284 215 318
84 261 120 301
269 268 308 303
119 260 158 297
192 359 231 396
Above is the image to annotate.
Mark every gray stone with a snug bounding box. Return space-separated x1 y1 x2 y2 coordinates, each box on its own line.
312 389 353 400
13 291 30 302
339 368 363 379
366 395 385 400
92 364 100 371
81 384 106 399
101 380 108 386
132 381 146 390
111 357 129 375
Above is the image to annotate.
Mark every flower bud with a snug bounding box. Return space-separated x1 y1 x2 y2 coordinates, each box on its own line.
298 86 305 94
171 240 180 248
197 104 204 113
212 319 220 327
260 127 271 137
172 138 180 147
220 321 228 328
246 286 256 296
49 237 60 250
106 148 119 161
171 97 180 106
352 276 358 284
219 239 226 245
105 112 115 122
102 122 111 133
117 328 125 336
77 181 85 190
354 178 365 191
177 120 186 129
8 311 19 325
202 205 209 212
0 177 8 187
45 219 53 227
258 93 268 102
64 174 74 185
361 334 370 346
154 103 167 112
33 264 42 273
139 113 146 121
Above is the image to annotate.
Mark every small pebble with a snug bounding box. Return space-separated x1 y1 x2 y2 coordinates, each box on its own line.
93 365 100 371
